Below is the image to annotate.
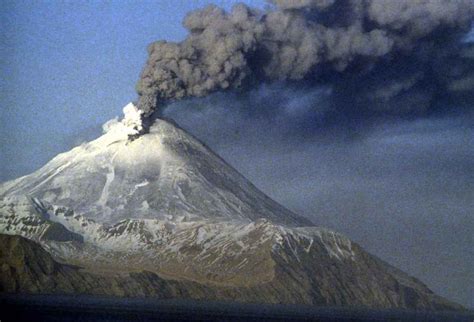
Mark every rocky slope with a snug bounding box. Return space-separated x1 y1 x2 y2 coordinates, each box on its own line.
0 233 462 310
0 105 464 310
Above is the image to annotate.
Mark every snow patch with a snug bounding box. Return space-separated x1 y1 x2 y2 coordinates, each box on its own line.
140 200 150 211
135 181 150 189
97 151 119 210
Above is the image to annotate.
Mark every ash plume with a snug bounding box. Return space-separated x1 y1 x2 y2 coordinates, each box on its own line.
134 0 474 130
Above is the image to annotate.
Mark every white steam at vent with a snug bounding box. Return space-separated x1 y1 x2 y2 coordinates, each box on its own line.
103 103 146 138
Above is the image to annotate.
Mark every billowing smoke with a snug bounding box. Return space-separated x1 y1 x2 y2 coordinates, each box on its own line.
134 0 474 132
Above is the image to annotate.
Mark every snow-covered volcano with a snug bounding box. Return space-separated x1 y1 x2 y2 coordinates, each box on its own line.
0 104 463 310
0 104 310 226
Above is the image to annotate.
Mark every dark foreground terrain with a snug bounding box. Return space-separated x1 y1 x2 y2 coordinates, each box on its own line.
1 294 473 322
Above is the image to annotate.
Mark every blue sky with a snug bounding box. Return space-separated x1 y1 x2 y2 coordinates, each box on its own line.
0 0 266 180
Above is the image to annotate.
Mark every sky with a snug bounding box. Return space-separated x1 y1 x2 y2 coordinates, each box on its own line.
1 0 473 308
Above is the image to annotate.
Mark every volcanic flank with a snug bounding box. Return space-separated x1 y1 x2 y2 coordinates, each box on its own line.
0 104 463 310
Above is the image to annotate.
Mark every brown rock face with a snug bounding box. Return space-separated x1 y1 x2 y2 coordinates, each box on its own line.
0 234 463 311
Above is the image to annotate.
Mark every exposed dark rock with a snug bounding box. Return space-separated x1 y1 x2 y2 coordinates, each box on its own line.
0 234 464 311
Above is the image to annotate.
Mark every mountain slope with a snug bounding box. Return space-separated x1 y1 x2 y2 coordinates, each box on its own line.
0 116 310 226
0 196 462 310
0 231 462 310
0 106 464 310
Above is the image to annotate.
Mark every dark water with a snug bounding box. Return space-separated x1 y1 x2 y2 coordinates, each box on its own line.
1 294 473 321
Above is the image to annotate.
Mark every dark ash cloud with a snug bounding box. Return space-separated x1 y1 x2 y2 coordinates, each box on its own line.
135 0 474 126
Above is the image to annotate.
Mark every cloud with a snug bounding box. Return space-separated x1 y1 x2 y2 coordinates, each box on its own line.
134 0 473 125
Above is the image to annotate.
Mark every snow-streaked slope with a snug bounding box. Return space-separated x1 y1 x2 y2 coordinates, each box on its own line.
1 196 461 310
0 196 354 284
0 114 310 226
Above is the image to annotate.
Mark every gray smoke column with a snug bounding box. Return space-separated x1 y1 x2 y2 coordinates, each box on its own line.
135 4 263 120
134 0 474 130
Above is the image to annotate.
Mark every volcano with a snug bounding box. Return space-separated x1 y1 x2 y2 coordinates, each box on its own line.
0 104 462 310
